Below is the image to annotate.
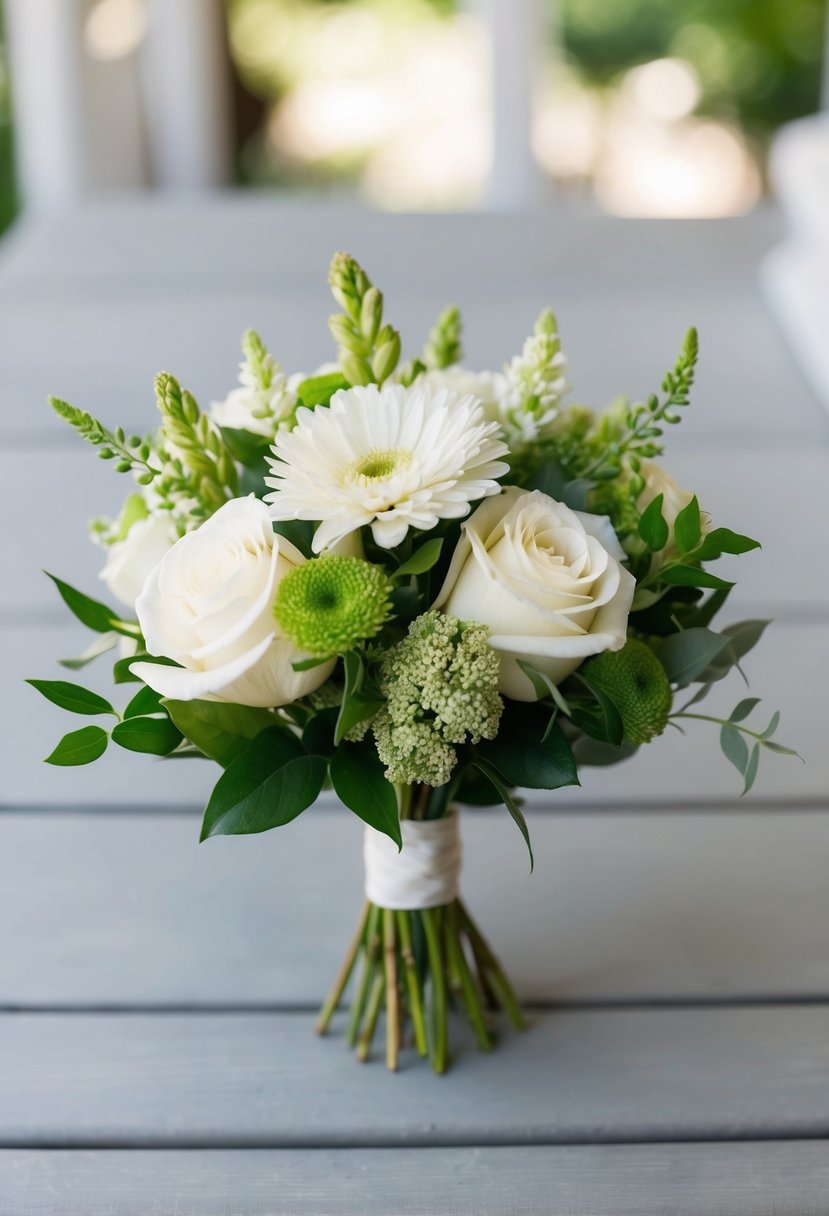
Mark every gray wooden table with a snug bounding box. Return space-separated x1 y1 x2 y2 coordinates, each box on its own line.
1 199 828 1214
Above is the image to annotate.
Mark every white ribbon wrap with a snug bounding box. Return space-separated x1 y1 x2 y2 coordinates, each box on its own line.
363 811 461 910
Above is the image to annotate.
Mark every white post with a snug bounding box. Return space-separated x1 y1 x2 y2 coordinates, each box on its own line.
4 0 89 209
476 0 542 211
142 0 232 189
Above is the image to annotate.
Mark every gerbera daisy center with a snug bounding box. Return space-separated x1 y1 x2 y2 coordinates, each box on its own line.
349 447 412 482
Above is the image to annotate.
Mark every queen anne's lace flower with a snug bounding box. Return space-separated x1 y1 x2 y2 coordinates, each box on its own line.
264 383 509 553
373 612 503 787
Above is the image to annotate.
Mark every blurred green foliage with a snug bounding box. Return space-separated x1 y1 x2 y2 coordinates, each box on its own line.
0 0 16 234
560 0 825 136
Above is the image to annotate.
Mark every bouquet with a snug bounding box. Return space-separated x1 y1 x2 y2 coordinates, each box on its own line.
30 252 797 1073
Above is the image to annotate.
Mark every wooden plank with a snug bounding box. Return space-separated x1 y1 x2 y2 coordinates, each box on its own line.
2 1006 828 1145
3 808 828 1006
0 201 786 288
1 281 823 446
3 1142 829 1215
5 448 829 617
3 618 821 807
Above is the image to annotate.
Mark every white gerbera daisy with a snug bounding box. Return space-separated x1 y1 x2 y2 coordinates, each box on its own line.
264 383 510 552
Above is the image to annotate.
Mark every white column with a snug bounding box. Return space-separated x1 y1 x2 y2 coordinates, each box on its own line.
141 0 232 189
5 0 89 209
476 0 543 211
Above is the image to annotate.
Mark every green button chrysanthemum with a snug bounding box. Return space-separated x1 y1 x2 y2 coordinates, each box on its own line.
583 639 672 745
274 555 393 656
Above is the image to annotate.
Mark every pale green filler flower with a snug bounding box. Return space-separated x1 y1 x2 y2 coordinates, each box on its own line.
274 555 393 656
502 309 569 445
373 612 503 787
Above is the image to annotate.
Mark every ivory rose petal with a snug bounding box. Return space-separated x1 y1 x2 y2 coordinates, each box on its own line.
434 487 635 700
131 496 334 707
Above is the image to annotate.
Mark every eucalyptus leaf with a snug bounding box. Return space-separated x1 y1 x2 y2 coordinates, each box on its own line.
45 725 108 766
729 697 761 723
199 726 325 840
720 723 749 776
27 679 117 717
330 743 401 848
655 628 730 687
743 743 760 795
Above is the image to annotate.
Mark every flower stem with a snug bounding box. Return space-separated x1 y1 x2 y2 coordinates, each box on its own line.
422 907 448 1074
346 903 381 1047
315 901 369 1035
356 970 386 1062
383 908 400 1071
671 711 765 740
446 901 492 1052
458 898 525 1031
396 910 428 1057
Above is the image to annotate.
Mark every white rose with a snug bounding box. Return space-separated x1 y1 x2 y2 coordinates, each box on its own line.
420 367 509 429
434 487 635 701
131 496 333 706
99 512 178 610
637 460 709 553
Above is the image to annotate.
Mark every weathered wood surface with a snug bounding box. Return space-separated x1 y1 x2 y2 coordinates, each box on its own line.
4 1144 829 1216
3 808 828 1007
3 1006 829 1146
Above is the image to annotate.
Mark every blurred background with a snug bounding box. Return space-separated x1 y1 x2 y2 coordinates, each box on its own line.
0 0 826 229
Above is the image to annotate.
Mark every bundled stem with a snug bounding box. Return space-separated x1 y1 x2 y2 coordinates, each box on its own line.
317 896 524 1073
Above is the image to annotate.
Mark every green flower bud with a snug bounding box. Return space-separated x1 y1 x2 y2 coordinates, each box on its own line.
583 640 672 745
274 555 393 656
360 287 383 344
340 351 374 387
372 330 401 384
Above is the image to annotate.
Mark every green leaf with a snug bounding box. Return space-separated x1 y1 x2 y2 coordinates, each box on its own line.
743 743 760 795
335 652 383 746
59 632 119 670
729 697 761 723
113 654 178 684
762 739 801 757
164 700 274 767
473 760 533 870
480 715 579 792
570 674 624 746
199 726 326 840
46 573 140 638
330 743 401 848
638 494 669 551
699 620 771 684
111 715 183 755
295 371 350 408
720 723 749 777
516 659 572 716
674 496 702 553
27 679 117 717
123 685 165 718
660 565 733 591
395 538 444 578
572 735 639 767
301 707 339 758
694 528 761 562
292 654 333 672
45 725 108 766
761 710 780 740
219 427 271 469
656 628 730 687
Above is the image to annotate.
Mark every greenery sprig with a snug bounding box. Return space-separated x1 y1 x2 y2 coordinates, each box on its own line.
328 251 401 386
